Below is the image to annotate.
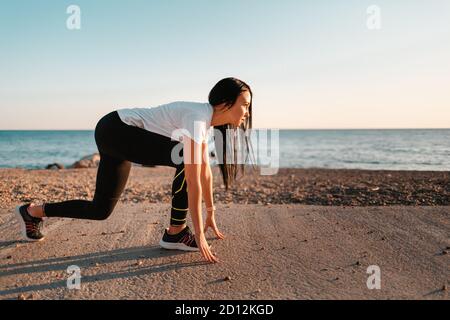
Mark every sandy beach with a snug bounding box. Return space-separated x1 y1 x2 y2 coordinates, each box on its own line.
0 166 449 300
1 165 449 209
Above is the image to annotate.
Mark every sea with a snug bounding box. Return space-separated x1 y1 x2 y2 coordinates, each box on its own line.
0 129 449 171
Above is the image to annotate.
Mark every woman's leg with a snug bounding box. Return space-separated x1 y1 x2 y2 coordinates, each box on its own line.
43 152 131 220
169 164 189 228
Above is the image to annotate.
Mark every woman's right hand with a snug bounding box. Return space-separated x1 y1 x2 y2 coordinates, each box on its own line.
195 232 218 263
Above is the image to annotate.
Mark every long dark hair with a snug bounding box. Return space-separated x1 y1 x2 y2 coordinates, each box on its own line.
208 77 256 190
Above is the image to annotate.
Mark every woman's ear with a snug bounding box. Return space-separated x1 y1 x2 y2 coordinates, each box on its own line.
216 102 229 112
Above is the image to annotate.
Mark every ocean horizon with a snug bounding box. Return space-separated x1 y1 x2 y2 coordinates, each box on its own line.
1 129 449 171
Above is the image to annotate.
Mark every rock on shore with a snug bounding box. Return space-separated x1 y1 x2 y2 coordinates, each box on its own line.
69 153 101 169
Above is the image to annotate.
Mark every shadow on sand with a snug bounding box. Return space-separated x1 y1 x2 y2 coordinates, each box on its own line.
0 243 211 298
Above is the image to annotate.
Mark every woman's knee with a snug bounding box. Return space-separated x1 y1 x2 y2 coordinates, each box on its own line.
91 202 115 220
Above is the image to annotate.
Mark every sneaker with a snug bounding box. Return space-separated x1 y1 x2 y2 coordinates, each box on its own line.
15 204 45 242
159 225 210 252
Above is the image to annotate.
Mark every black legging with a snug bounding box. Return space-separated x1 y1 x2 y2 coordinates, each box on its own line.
43 110 189 226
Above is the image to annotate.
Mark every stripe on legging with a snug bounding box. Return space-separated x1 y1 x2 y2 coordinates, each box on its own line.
172 206 188 211
171 217 187 222
174 177 186 195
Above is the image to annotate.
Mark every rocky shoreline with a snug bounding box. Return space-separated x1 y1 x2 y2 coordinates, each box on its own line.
0 160 448 209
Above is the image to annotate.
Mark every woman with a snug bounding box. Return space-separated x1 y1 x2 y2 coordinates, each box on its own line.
14 77 254 263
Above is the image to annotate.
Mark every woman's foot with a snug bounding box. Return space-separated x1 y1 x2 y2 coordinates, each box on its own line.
26 203 46 218
15 204 45 242
160 225 210 252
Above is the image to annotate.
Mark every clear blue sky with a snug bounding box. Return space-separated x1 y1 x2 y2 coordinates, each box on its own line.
1 0 449 129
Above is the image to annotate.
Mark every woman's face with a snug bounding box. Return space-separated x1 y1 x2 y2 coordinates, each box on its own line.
228 90 251 127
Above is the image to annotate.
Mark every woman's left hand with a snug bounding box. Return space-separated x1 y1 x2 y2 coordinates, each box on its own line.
204 213 225 239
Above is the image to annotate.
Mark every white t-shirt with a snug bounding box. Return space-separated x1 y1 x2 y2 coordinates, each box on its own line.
117 101 214 145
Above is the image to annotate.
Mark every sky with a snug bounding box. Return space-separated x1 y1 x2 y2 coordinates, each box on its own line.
1 0 449 130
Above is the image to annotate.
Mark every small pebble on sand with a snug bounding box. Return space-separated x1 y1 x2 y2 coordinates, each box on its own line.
224 276 231 281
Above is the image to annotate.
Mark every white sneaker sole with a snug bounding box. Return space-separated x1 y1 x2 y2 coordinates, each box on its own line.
159 239 209 252
15 205 45 242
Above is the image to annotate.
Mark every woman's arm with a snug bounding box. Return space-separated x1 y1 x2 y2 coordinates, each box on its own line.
200 142 214 211
200 143 225 239
183 136 218 263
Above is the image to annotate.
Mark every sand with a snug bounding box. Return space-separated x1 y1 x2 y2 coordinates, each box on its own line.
1 166 449 209
0 203 448 300
0 166 449 300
